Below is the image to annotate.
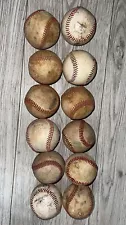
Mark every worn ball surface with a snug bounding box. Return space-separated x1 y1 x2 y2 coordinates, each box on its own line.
24 85 60 119
61 86 95 120
63 184 94 219
24 10 60 49
62 120 95 153
30 184 62 219
65 153 98 185
32 151 65 184
61 7 96 45
26 119 60 152
63 50 97 85
28 50 63 84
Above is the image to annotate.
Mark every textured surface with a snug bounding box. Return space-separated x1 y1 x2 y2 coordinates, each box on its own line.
0 0 126 225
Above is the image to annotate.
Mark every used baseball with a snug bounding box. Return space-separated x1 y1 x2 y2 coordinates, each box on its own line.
65 153 98 185
28 50 63 85
32 151 65 184
63 50 97 85
26 119 60 153
30 184 62 219
62 120 95 153
24 84 60 118
24 10 60 49
63 184 94 219
61 7 96 45
61 86 95 119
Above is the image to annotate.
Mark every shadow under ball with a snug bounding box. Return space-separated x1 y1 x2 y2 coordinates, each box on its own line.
24 10 60 49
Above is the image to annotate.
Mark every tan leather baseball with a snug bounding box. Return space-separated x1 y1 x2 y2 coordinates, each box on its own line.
24 85 60 118
24 10 60 49
63 50 97 85
63 184 94 219
30 184 62 219
61 86 95 119
28 50 63 84
32 151 65 184
62 120 95 153
26 119 60 153
61 7 96 45
65 153 98 185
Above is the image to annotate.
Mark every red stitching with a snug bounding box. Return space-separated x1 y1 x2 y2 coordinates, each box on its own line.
65 8 78 43
85 58 97 84
62 133 76 153
25 97 57 113
71 99 94 118
66 156 98 185
79 120 92 148
32 160 63 176
29 55 59 63
68 53 78 83
46 120 54 151
67 185 78 206
30 186 59 218
41 17 59 48
65 7 96 44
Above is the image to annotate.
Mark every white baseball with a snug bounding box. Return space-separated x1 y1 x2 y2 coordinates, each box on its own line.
63 50 97 85
30 184 62 220
26 119 60 153
61 7 96 45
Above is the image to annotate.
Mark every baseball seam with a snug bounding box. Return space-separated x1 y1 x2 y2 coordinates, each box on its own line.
66 156 98 185
32 160 63 177
30 188 59 218
68 53 78 83
85 59 96 84
65 8 96 44
79 120 93 148
29 55 60 63
25 97 58 114
41 17 59 48
71 99 94 118
46 120 54 151
62 132 76 153
66 185 78 208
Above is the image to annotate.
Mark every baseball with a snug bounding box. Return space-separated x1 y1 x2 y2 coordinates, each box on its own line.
24 10 60 49
28 50 63 85
63 50 97 85
32 151 65 184
62 120 95 153
63 184 94 219
30 184 62 219
26 119 60 153
65 153 98 185
24 84 60 119
61 86 95 120
61 7 96 45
